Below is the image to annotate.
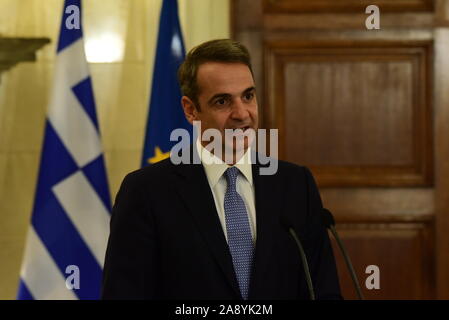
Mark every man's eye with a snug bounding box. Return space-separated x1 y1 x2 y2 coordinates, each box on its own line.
244 93 254 101
215 98 226 105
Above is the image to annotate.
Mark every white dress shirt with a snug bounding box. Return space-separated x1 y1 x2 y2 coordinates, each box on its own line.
196 139 257 243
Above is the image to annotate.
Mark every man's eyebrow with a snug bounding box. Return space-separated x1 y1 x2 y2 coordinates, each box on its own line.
207 87 257 105
243 86 256 94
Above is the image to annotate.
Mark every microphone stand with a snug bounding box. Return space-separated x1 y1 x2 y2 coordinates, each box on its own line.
322 208 364 300
288 227 315 300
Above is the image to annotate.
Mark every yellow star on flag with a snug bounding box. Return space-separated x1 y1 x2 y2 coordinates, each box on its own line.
148 146 170 164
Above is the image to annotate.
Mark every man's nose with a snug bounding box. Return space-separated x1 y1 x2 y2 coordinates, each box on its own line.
230 99 249 120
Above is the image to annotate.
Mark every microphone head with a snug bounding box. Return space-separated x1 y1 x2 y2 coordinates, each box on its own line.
279 212 294 231
321 208 336 228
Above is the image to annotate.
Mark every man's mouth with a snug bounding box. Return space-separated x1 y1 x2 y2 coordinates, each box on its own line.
230 126 251 132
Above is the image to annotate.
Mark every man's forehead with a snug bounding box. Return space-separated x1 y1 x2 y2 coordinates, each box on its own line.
197 62 254 95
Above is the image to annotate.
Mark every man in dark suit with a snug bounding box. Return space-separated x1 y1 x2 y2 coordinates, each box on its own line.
102 39 342 300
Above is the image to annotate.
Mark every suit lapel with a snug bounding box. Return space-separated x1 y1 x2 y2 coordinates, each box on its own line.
249 161 279 299
171 147 241 298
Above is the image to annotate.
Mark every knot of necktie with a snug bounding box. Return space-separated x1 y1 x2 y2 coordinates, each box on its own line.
225 166 239 188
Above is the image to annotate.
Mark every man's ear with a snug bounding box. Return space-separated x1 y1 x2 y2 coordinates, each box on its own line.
181 96 199 125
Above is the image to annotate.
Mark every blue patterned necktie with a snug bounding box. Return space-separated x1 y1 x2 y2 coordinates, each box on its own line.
223 166 254 300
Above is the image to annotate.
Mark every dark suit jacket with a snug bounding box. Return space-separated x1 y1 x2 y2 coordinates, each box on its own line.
101 150 342 300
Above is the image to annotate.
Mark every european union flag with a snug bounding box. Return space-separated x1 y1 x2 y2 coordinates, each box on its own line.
141 0 192 167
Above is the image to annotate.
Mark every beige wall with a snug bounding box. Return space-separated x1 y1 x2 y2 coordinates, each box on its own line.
0 0 230 299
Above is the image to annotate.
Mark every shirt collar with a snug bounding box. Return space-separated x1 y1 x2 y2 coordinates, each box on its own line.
196 139 253 187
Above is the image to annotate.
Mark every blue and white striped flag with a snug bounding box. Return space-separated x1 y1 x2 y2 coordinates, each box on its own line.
17 0 111 300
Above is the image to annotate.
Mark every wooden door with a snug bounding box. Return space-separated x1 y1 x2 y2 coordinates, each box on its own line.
231 0 449 299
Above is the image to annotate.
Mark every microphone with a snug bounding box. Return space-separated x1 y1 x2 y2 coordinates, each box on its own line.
321 208 364 300
280 215 315 300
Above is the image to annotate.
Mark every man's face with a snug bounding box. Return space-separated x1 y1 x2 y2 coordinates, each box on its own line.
182 62 259 158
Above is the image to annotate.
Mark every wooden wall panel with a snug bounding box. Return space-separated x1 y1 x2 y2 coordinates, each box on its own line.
232 0 449 300
265 40 433 187
263 0 434 13
321 188 434 222
285 60 414 166
331 222 434 299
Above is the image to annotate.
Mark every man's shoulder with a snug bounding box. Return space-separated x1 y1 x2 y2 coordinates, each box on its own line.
259 157 310 180
276 159 306 172
121 156 314 186
121 158 176 187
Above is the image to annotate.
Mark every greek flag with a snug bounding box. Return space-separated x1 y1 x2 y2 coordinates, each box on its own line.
17 0 111 300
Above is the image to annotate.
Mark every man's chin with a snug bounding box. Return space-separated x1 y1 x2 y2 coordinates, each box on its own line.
223 139 250 151
221 143 248 164
224 129 256 146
